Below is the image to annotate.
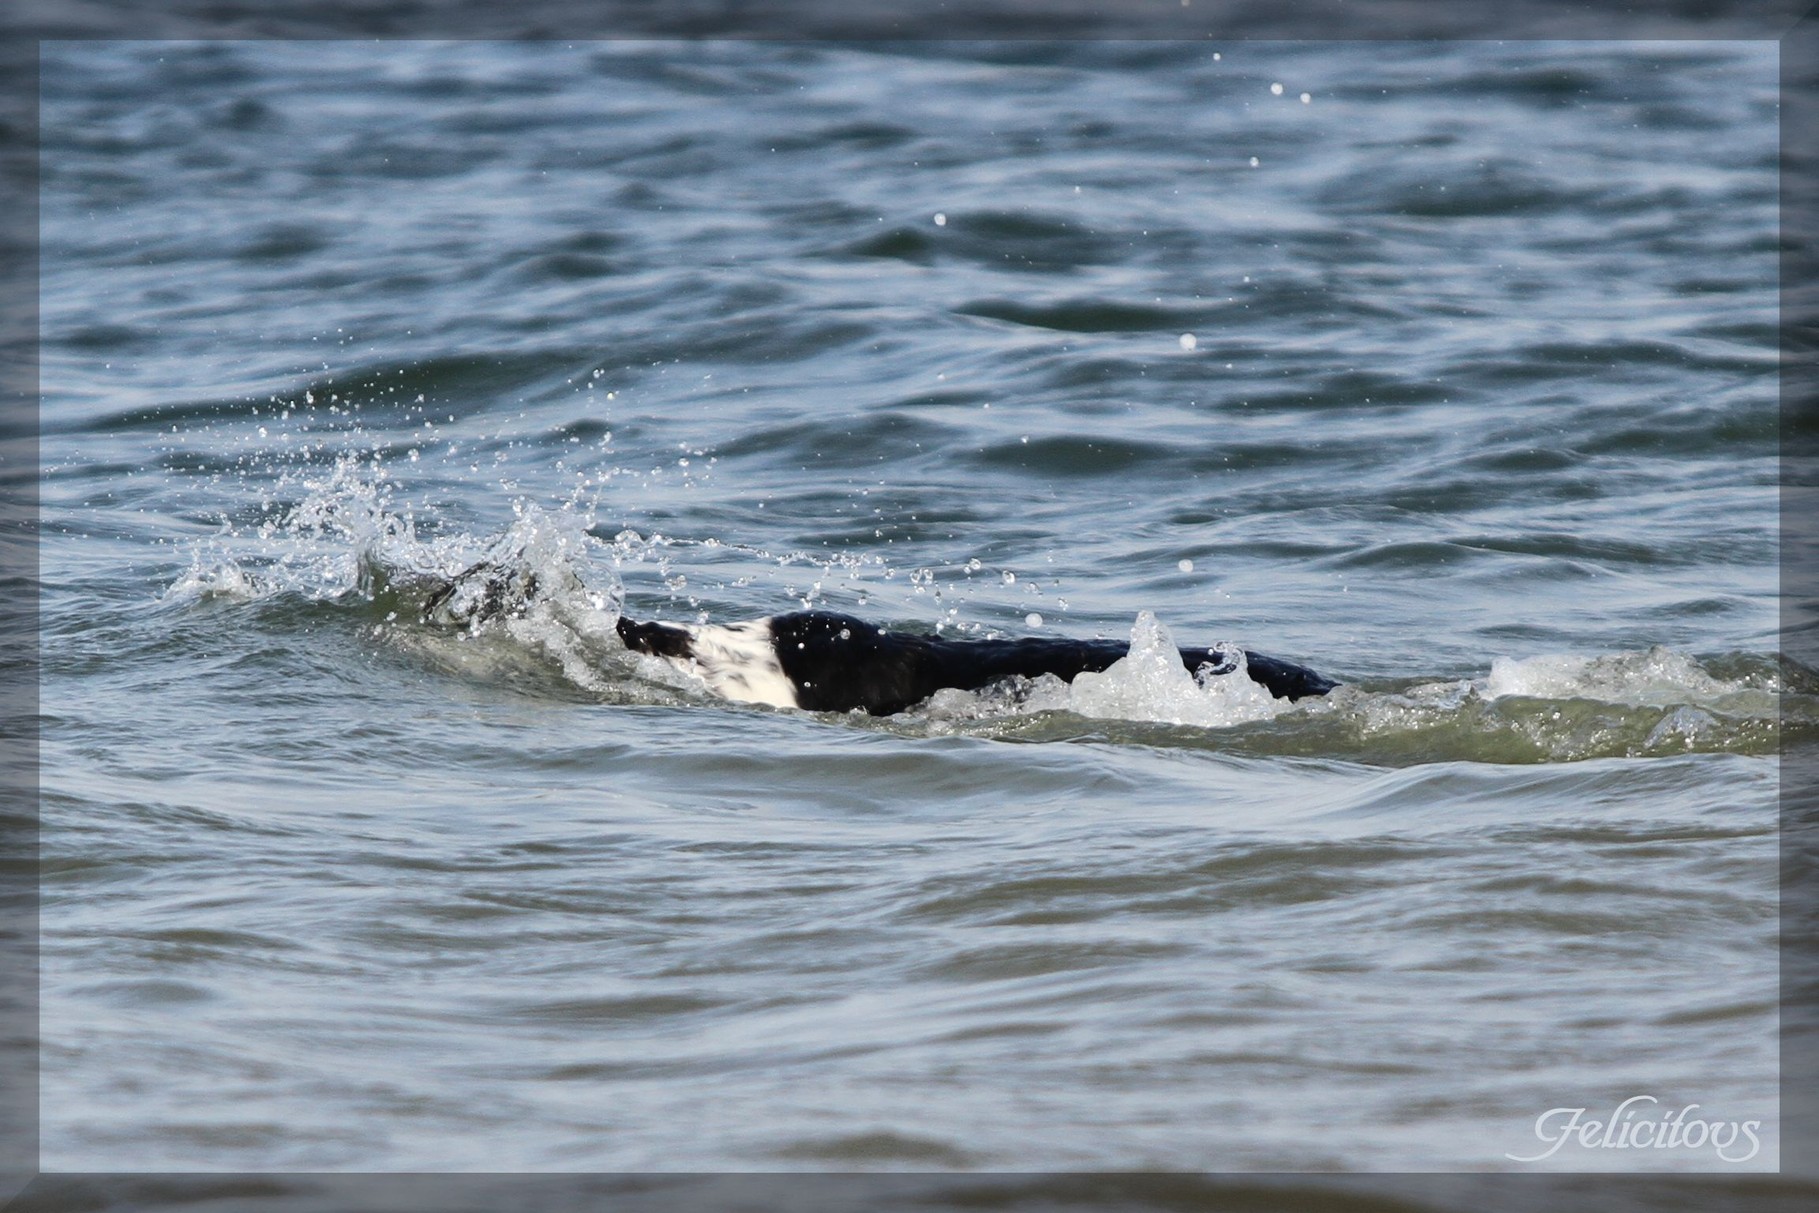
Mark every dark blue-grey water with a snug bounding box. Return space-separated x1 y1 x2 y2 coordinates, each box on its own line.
35 39 1798 1172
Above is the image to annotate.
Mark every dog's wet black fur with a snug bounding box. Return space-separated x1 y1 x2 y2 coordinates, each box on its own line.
424 560 1339 716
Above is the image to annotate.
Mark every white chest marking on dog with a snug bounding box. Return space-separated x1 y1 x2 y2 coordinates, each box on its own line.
676 619 798 709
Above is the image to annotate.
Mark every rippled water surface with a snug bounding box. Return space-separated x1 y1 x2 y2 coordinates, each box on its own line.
36 39 1797 1173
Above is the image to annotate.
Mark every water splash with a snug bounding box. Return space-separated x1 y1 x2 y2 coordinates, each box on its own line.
1055 611 1285 728
160 455 635 694
917 611 1290 731
414 505 628 695
162 548 267 604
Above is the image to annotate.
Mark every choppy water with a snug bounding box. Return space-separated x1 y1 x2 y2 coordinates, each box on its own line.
34 38 1801 1174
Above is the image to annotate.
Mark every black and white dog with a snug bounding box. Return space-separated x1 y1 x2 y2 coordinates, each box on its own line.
424 561 1338 717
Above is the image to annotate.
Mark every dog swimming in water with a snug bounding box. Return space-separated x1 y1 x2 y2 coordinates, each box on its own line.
422 559 1338 717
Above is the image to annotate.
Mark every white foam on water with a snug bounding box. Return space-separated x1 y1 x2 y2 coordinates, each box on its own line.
1483 646 1772 711
1316 645 1785 762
